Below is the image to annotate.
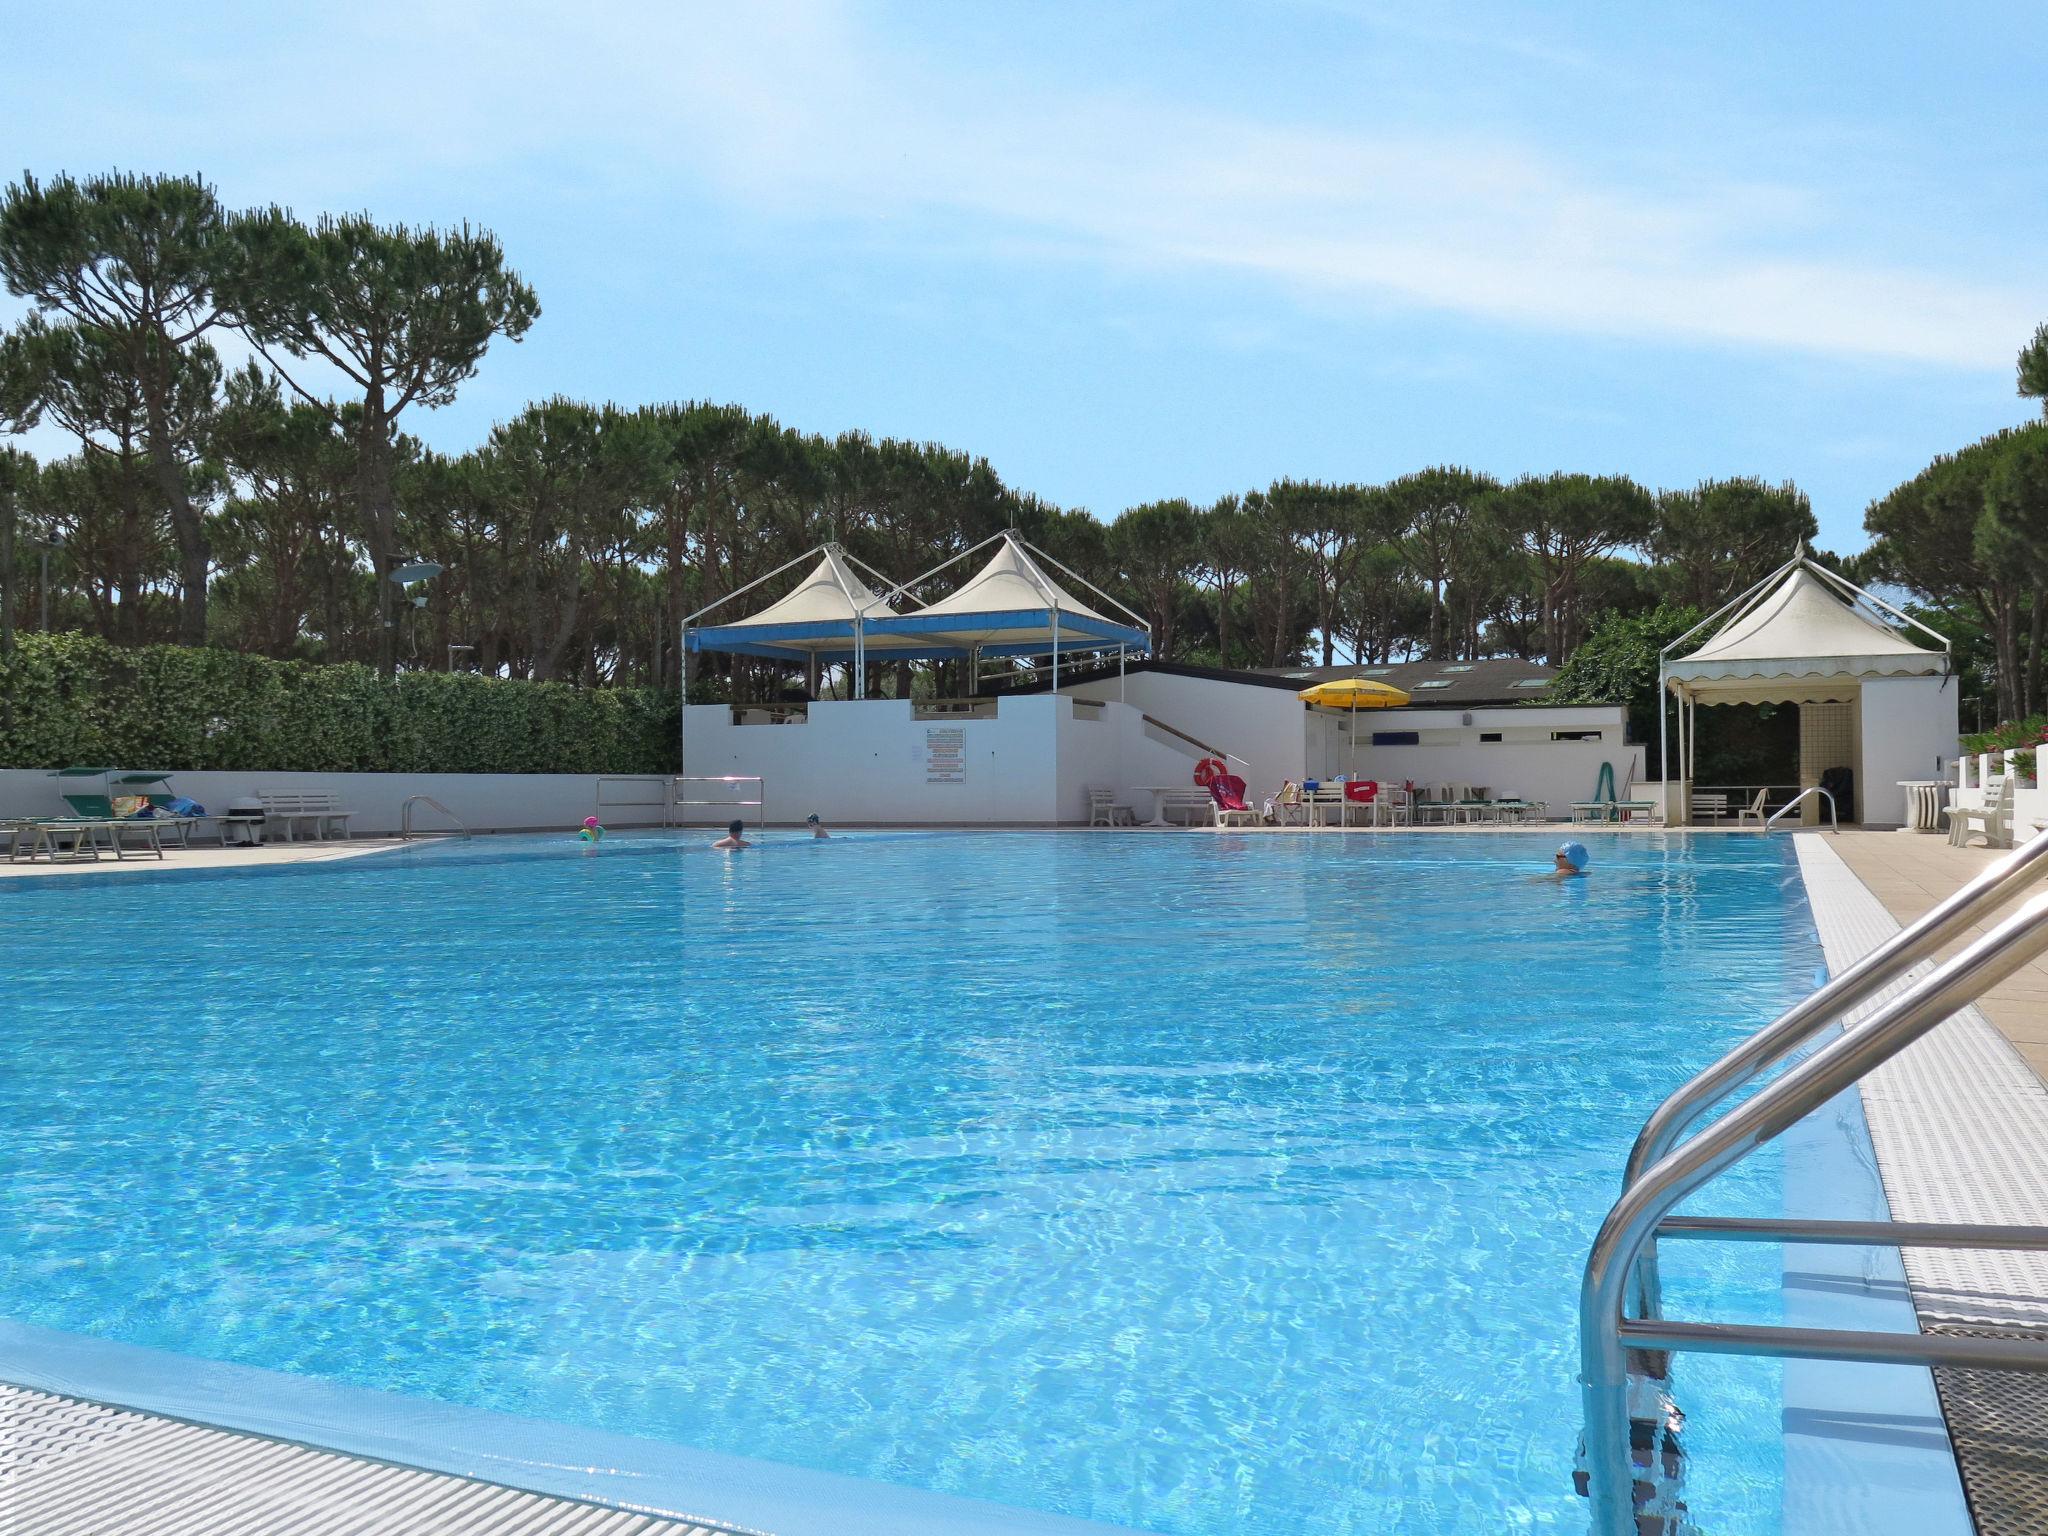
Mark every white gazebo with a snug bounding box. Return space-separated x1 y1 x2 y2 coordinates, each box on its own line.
865 530 1151 692
1660 555 1956 826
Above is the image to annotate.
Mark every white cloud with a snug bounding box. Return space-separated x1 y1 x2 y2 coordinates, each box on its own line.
15 0 2039 373
561 1 2028 372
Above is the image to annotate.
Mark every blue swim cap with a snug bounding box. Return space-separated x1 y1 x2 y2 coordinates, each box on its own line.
1559 841 1589 870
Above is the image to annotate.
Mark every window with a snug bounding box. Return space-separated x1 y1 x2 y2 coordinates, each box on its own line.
1413 679 1453 690
1363 667 1394 675
1480 732 1502 743
1286 671 1314 679
1512 678 1550 690
1371 731 1420 747
1440 664 1474 673
1551 729 1602 742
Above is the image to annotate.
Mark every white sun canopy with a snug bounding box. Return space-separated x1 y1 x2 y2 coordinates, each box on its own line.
1664 563 1946 705
864 532 1150 659
683 544 928 665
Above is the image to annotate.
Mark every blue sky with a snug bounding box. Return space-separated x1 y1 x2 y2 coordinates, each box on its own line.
7 0 2045 551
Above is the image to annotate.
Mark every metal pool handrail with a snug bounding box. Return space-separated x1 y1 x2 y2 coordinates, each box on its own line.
1580 872 2048 1535
1624 834 2048 1320
1625 833 2048 1191
399 795 470 840
1763 785 1836 832
675 775 766 826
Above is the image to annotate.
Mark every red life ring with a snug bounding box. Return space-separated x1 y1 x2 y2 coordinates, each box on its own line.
1193 757 1226 787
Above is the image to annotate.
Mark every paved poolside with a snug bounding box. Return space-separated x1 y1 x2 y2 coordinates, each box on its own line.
0 838 404 879
1804 831 2048 1535
1828 830 2048 1083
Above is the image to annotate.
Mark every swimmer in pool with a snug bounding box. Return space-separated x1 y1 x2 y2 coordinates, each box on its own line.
1543 840 1589 880
713 818 750 849
807 813 830 839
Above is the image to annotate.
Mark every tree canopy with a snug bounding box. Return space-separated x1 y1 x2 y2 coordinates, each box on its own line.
19 162 2048 724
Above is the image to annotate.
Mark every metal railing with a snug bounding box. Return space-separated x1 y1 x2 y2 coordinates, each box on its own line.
1763 784 1837 833
399 795 470 840
675 775 766 826
1580 834 2048 1533
595 776 671 826
1138 713 1247 767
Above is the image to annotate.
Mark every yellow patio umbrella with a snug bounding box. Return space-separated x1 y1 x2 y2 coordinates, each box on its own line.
1297 677 1411 780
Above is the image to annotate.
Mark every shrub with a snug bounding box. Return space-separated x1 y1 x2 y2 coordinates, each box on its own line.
0 633 679 774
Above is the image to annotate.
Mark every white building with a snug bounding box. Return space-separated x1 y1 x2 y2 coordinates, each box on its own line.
1660 556 1958 828
682 652 1636 827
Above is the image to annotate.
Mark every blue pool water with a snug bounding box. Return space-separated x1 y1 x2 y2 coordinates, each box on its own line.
0 831 1823 1533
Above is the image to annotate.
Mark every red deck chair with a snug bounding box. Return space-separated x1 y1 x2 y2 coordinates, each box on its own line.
1340 779 1381 826
1209 774 1258 826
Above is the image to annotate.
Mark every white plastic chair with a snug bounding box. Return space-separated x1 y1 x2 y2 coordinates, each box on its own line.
1087 787 1134 828
1947 777 2014 848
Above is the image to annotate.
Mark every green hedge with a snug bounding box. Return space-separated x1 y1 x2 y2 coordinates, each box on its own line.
0 632 679 774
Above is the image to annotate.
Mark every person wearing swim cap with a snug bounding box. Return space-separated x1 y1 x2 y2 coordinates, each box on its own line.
713 818 750 849
1549 841 1590 879
807 813 830 839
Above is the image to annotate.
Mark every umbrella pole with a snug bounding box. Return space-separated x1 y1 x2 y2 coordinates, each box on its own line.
1349 701 1357 830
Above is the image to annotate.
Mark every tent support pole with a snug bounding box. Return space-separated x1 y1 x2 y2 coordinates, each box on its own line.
1659 665 1668 821
1052 617 1060 694
1678 688 1687 803
1118 646 1125 702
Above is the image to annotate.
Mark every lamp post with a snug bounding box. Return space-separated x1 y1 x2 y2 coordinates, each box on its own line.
28 534 62 631
387 560 445 669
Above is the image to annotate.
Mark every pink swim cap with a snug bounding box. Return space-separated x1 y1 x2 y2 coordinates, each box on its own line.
583 816 600 828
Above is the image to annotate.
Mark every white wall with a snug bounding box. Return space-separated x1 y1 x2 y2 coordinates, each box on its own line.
1060 671 1308 793
682 694 1209 825
1065 672 1632 814
1859 675 1961 828
1320 704 1635 814
0 769 673 837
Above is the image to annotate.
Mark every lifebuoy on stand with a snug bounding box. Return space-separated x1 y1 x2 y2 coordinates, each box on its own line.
1193 757 1227 787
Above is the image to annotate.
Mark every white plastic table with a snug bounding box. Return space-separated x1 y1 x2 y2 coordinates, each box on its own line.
1897 780 1946 833
1129 786 1193 828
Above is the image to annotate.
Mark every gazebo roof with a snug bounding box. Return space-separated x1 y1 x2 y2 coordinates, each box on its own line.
865 533 1149 657
1664 559 1946 702
685 545 933 661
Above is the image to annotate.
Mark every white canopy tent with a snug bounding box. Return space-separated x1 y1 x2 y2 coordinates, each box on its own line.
682 543 937 698
1659 554 1951 821
865 530 1151 692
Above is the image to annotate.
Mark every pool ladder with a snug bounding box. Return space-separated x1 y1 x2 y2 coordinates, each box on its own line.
399 795 470 841
1580 833 2048 1535
1761 784 1838 833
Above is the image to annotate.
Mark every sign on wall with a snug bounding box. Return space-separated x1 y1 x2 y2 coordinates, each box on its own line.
924 727 966 784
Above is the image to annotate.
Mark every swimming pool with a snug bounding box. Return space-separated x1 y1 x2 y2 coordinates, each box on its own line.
0 831 1823 1533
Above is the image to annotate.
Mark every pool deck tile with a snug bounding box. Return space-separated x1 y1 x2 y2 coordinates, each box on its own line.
0 1382 753 1536
1798 833 2048 1536
1823 831 2048 1085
